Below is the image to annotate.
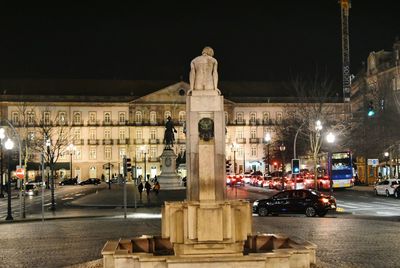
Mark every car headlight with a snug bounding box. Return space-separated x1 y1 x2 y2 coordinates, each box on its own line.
253 201 259 207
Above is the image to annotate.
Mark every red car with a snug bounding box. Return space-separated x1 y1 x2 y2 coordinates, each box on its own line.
226 174 244 186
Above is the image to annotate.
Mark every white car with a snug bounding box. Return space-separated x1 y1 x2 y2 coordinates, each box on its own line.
374 179 400 197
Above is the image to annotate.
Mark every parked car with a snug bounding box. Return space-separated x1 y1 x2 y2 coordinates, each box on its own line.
59 178 78 186
25 183 39 196
374 179 400 197
79 178 101 185
252 189 337 217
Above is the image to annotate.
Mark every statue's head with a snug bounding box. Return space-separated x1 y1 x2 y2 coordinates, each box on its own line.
202 46 214 57
167 116 172 121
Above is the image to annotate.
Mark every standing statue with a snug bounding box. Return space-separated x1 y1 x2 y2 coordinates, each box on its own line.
189 46 221 95
164 116 177 149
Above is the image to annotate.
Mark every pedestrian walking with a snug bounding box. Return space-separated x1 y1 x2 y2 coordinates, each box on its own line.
145 181 152 200
153 181 160 195
138 181 144 201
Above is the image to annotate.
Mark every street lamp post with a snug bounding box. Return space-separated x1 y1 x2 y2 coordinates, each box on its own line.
0 128 5 198
326 132 336 195
231 143 238 174
279 143 286 191
5 138 14 221
141 146 148 181
67 143 76 180
264 133 271 175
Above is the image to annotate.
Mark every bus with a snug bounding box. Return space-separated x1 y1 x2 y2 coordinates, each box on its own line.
330 151 354 188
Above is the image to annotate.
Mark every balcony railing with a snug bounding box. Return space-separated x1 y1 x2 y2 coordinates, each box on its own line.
87 120 101 126
148 157 160 162
236 138 246 144
134 138 145 145
73 139 84 145
102 120 113 126
117 138 130 145
177 138 186 144
249 138 260 144
149 139 160 144
103 139 113 145
72 121 84 126
88 139 100 145
249 119 261 126
232 120 246 126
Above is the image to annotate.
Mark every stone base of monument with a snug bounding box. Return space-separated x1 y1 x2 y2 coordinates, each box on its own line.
102 234 316 268
101 200 316 268
158 149 184 190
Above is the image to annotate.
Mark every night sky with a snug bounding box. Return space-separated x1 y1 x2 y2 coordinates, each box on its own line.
1 1 399 86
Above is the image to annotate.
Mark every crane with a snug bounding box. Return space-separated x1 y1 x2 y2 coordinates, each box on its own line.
339 0 351 102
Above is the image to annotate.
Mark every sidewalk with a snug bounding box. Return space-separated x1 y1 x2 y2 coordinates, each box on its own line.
69 183 186 208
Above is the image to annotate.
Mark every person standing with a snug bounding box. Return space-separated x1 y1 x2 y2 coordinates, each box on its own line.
137 181 144 201
145 180 151 200
153 181 160 196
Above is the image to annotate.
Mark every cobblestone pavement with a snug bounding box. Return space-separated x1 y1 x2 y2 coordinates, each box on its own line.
0 212 399 268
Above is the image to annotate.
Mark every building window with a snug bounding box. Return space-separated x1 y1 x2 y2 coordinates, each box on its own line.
105 147 112 160
73 112 81 124
250 128 256 139
89 128 96 140
150 146 157 158
263 112 270 123
135 111 142 124
119 128 126 140
250 112 256 123
104 112 111 123
75 147 82 160
28 131 35 141
58 112 66 124
119 147 126 159
74 128 81 140
164 111 171 122
178 111 186 123
150 129 156 140
251 146 257 157
119 112 126 123
89 147 97 160
276 112 282 124
236 112 244 123
89 112 96 123
238 146 244 157
11 112 19 124
104 128 111 139
136 129 142 139
150 111 157 124
43 112 50 125
236 128 244 139
27 112 35 125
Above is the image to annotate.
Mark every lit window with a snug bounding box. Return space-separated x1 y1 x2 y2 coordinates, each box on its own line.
73 112 81 124
150 129 156 139
251 128 256 138
135 111 142 124
89 147 97 160
27 112 35 124
119 128 126 140
236 128 244 139
58 112 66 124
251 146 257 157
104 112 111 123
119 112 126 123
178 111 186 123
150 111 157 124
89 112 96 123
136 129 142 139
89 129 96 140
250 112 256 122
104 129 111 139
236 112 244 123
43 112 50 125
74 128 81 140
12 112 19 124
105 147 112 160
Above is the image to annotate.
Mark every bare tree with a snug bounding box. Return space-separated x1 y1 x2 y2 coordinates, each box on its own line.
282 71 350 188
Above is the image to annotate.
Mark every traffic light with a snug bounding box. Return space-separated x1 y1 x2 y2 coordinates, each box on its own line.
226 160 232 174
367 101 375 117
292 159 300 174
123 157 132 175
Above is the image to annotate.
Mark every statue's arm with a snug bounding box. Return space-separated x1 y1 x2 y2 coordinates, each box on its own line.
213 60 218 90
189 61 195 90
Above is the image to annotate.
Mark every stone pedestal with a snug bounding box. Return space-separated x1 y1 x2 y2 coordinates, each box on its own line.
158 149 182 190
